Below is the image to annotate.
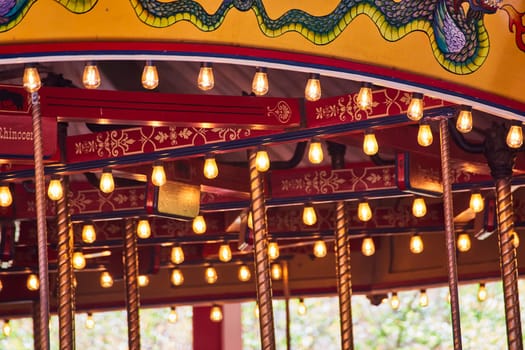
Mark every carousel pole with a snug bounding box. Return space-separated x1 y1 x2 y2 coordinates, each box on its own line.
32 300 41 350
249 150 276 350
438 119 462 350
123 219 141 350
282 261 291 350
484 123 522 350
328 142 354 350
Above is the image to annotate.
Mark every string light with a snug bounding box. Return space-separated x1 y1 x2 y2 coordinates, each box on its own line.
417 121 433 147
456 106 473 133
168 306 178 323
85 313 95 329
304 73 321 101
192 215 207 234
412 197 427 218
419 290 429 307
363 130 379 156
203 154 219 179
151 161 167 187
308 138 324 164
210 305 223 322
313 240 327 258
252 67 269 96
302 203 317 226
23 64 41 92
254 303 260 318
47 175 64 201
469 191 484 213
457 232 471 252
198 63 215 91
82 61 101 89
138 275 150 287
205 266 218 284
357 82 373 110
99 168 115 194
268 241 280 260
506 122 523 149
2 320 10 337
171 268 184 286
358 200 372 222
271 263 282 280
511 231 520 248
0 185 12 207
72 251 86 270
255 147 270 172
477 283 488 302
100 271 114 288
297 298 307 316
27 273 39 291
390 292 400 310
136 218 151 239
238 264 251 282
218 243 232 262
407 93 424 121
410 233 424 254
82 223 96 244
170 245 185 264
141 60 159 90
247 211 253 230
361 236 376 256
0 279 3 292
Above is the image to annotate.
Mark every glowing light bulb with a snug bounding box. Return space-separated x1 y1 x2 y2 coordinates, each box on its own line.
358 200 372 222
100 271 114 288
72 251 86 270
82 62 101 89
99 168 115 194
410 233 424 254
238 264 251 282
412 197 427 218
407 93 424 121
297 298 307 316
27 273 39 291
302 204 317 226
363 130 379 156
507 123 523 149
390 292 400 310
247 211 253 230
308 138 324 164
2 320 10 337
23 65 41 92
205 266 218 284
198 63 214 91
85 313 95 329
254 303 260 318
456 106 473 133
252 67 268 96
141 60 159 90
171 268 184 286
457 233 471 252
47 175 64 201
417 122 433 147
469 192 484 213
151 161 166 187
138 275 150 287
271 263 282 280
361 236 375 256
210 305 223 322
477 283 487 302
168 307 178 323
218 243 232 262
192 215 207 234
511 231 520 248
0 185 12 207
313 240 327 258
255 148 270 172
357 82 373 110
170 245 184 264
82 223 96 244
203 155 219 179
136 219 151 239
268 241 280 260
305 73 321 101
419 290 429 307
0 279 3 292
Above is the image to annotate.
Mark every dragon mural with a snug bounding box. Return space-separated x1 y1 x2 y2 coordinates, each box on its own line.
0 0 523 75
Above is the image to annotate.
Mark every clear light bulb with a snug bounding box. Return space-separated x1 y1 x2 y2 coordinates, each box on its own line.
210 305 223 322
27 273 39 291
218 243 232 262
469 192 484 213
0 279 3 292
358 200 372 222
507 123 523 149
308 138 323 164
171 268 184 286
271 263 282 280
82 62 101 89
255 148 270 172
410 233 424 254
85 313 95 330
205 266 218 284
151 161 166 187
192 215 207 234
390 292 400 310
0 185 12 207
361 236 375 256
170 245 184 264
302 204 317 226
238 264 251 282
407 93 424 121
419 290 429 307
198 63 214 91
511 231 520 248
363 130 379 156
47 175 64 201
99 168 115 194
268 241 280 260
82 223 96 244
412 197 427 218
203 155 219 179
247 211 253 230
72 251 86 270
313 240 327 258
252 67 268 96
254 303 260 318
417 122 433 147
357 82 373 110
138 275 150 287
456 106 473 133
457 233 471 252
305 73 321 101
100 271 113 288
297 298 307 316
136 219 151 239
23 65 41 92
142 61 159 90
477 283 487 302
168 307 178 323
2 320 10 337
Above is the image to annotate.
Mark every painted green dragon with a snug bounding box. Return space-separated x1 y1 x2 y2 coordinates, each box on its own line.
0 0 523 75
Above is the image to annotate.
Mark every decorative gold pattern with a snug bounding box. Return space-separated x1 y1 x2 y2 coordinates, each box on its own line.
267 101 292 124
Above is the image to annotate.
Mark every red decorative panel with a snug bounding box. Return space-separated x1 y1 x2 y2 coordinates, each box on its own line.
0 116 57 159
